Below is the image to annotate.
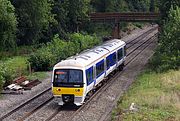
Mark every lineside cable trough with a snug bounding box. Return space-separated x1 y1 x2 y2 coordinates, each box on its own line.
1 76 41 95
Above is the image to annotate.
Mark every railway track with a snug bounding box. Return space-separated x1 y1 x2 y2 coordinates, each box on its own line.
0 26 158 121
0 88 52 121
126 26 158 49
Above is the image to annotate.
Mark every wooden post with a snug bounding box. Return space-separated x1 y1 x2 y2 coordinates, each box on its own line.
28 63 32 75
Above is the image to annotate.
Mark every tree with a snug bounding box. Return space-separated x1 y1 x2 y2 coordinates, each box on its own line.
90 0 129 12
0 0 17 51
158 0 180 20
64 0 90 32
159 6 180 55
50 0 90 39
150 0 155 12
151 6 180 71
125 0 150 12
11 0 54 45
51 0 69 39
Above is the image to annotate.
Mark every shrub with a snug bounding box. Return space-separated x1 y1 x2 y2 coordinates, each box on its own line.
0 63 15 88
0 70 5 91
0 56 28 90
69 33 100 51
28 47 56 71
150 52 180 72
28 33 101 71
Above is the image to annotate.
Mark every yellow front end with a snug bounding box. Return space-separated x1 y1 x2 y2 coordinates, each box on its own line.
52 87 85 106
53 87 84 96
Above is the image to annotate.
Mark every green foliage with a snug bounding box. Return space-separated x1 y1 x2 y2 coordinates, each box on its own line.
150 6 180 72
69 33 100 51
0 76 4 91
28 46 56 71
65 0 90 32
52 0 90 37
0 56 28 88
11 0 55 45
160 6 180 54
149 0 155 12
0 0 17 51
28 33 101 71
26 72 48 81
0 63 15 86
0 66 5 90
158 0 180 20
125 0 150 12
91 0 129 12
0 45 38 61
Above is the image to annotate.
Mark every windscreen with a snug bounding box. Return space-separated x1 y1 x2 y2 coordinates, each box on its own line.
53 69 83 87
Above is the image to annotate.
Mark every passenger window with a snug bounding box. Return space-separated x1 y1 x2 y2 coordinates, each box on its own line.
106 57 111 69
124 46 126 56
112 53 116 63
96 60 104 77
86 67 93 85
118 49 123 61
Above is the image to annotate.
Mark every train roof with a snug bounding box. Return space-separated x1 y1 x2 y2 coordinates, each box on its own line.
101 39 125 52
54 39 125 68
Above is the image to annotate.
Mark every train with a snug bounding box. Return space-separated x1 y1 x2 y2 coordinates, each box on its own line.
52 39 126 106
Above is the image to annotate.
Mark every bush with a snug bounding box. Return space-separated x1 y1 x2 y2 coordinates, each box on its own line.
0 56 29 90
28 48 56 71
0 70 5 91
28 33 101 71
0 63 15 88
150 52 180 72
69 33 100 51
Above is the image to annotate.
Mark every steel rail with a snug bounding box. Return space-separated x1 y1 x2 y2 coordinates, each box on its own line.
0 88 52 120
126 26 158 49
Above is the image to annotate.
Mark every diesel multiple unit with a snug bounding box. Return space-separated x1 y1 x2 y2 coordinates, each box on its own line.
52 39 126 106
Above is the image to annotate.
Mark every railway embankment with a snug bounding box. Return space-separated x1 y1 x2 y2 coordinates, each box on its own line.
111 69 180 121
111 7 180 121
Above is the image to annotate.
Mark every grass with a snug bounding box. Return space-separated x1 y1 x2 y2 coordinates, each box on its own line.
0 56 29 76
112 69 180 121
26 72 49 81
0 45 37 60
0 56 50 92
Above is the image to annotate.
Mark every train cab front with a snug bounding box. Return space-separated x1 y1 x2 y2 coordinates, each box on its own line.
52 69 85 106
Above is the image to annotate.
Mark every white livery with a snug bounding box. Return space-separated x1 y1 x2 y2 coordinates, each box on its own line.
52 39 126 106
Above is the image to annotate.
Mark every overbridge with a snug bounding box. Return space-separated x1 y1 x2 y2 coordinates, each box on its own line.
89 12 160 38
